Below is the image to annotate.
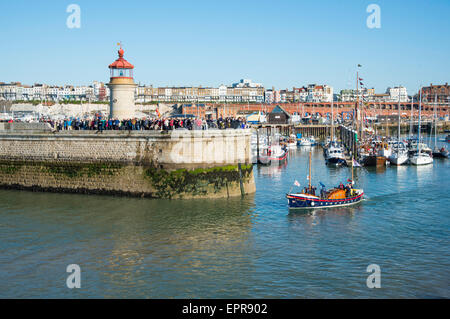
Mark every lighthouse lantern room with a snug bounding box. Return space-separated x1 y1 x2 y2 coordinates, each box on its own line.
107 44 137 120
109 47 134 79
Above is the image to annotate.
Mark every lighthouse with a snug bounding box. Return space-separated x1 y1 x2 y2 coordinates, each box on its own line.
107 45 137 120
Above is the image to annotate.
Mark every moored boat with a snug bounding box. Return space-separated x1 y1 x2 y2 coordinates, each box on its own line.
298 136 317 146
298 137 312 146
389 151 409 165
325 142 347 166
432 147 449 159
362 154 386 167
287 134 297 149
410 88 433 166
267 144 288 163
429 95 448 159
410 151 433 165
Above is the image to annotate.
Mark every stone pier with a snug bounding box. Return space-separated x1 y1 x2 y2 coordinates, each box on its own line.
0 128 255 199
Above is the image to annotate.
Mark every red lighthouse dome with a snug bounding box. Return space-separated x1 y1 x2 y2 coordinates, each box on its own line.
109 45 134 79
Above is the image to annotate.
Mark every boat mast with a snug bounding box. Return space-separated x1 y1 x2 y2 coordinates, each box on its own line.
409 97 413 138
308 150 312 190
418 88 422 153
355 70 359 136
351 155 354 185
397 87 401 155
331 98 334 141
434 94 437 148
428 94 434 147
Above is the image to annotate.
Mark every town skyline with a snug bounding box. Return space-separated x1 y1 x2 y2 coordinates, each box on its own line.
0 78 437 97
0 0 449 94
4 79 449 105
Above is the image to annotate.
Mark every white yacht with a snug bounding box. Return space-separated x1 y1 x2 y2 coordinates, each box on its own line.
410 151 433 165
388 97 408 166
388 141 409 165
298 136 317 146
410 88 433 166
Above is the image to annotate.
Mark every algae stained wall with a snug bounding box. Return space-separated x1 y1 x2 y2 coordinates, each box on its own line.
0 129 255 199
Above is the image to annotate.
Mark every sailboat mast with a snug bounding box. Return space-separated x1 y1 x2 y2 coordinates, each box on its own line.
418 88 422 153
355 71 359 134
434 94 437 148
331 99 334 141
410 97 413 138
398 87 401 155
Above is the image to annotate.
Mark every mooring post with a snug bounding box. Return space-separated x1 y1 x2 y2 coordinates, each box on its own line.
238 162 245 197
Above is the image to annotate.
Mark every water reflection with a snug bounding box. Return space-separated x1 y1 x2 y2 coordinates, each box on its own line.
256 160 288 179
0 190 257 298
287 205 361 226
414 164 434 187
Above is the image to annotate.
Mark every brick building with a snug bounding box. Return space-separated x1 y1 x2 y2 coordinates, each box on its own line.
420 83 450 103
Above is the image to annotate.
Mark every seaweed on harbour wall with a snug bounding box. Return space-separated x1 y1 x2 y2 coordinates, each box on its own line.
42 162 123 178
0 160 123 178
144 164 253 199
0 161 24 174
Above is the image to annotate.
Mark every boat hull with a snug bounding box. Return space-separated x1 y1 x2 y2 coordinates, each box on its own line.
257 155 271 165
268 150 287 164
388 154 409 165
432 151 449 159
286 191 364 209
410 155 433 165
363 155 386 167
298 141 312 146
326 157 347 166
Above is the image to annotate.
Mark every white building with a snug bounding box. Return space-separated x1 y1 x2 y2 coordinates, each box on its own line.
232 79 263 88
387 86 408 102
306 84 333 102
264 89 274 104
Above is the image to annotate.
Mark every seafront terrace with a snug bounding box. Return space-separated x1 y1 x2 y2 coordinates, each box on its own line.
187 102 450 119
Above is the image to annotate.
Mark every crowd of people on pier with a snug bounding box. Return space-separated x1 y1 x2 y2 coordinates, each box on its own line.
39 116 249 132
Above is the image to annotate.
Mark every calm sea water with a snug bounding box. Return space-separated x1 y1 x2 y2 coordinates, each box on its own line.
0 137 449 298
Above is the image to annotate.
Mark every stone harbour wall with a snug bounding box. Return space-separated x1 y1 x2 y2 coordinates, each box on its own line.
0 129 255 199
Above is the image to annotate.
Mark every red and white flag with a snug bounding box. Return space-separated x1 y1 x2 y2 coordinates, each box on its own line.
294 180 300 187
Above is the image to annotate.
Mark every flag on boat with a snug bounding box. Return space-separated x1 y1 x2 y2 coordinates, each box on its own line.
359 77 364 81
348 179 355 185
307 175 310 181
353 158 362 167
294 180 300 187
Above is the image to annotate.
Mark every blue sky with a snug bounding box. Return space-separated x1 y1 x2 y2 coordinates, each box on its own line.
0 0 448 94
